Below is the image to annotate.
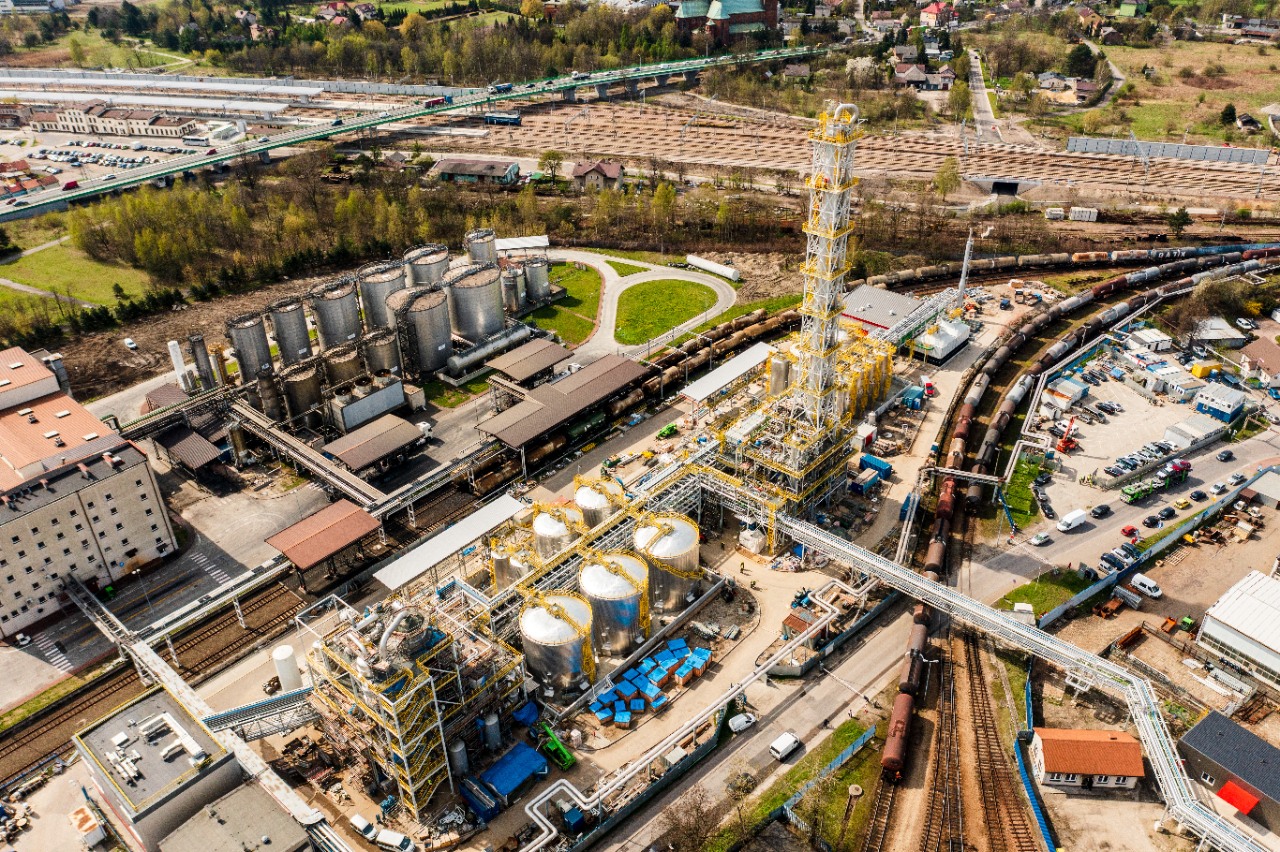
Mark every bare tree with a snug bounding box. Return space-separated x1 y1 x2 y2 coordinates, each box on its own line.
658 783 719 852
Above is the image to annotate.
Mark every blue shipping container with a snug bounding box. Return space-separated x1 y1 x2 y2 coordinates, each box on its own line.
859 454 893 476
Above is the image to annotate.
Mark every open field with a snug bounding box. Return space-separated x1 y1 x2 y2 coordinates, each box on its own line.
607 260 648 277
2 31 178 70
527 262 601 344
996 568 1094 614
615 279 718 345
0 243 150 304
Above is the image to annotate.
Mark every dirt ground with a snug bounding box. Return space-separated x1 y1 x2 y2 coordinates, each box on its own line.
696 250 804 302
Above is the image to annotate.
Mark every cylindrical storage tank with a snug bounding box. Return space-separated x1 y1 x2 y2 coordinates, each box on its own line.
188 334 217 391
273 645 303 692
579 553 648 656
525 258 551 302
404 244 452 287
281 365 324 428
269 298 313 366
258 366 284 422
483 712 501 751
769 356 791 395
324 344 364 386
358 264 406 331
501 270 520 313
575 479 624 528
360 329 402 376
407 290 453 373
491 546 535 590
465 228 497 264
634 514 702 613
226 314 272 383
531 507 583 560
228 420 248 466
308 280 362 350
448 740 469 777
448 266 504 342
519 593 592 692
168 340 186 387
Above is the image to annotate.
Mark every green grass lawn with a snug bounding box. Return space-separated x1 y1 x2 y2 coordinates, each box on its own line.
1004 454 1044 530
421 376 488 408
551 262 602 318
996 569 1094 616
1 214 66 253
606 260 649 278
14 31 176 70
582 246 674 265
528 305 596 344
615 279 718 345
0 244 149 305
796 721 885 851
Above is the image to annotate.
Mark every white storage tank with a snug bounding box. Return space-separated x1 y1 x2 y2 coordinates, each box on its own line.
525 258 552 302
519 593 593 692
273 645 303 692
579 553 648 656
531 506 583 560
574 478 624 528
634 513 703 613
490 544 535 590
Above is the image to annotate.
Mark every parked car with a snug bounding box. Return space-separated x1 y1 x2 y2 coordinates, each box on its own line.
1109 548 1135 567
1229 472 1247 486
1030 532 1051 546
1236 317 1257 331
1142 515 1161 528
1173 497 1191 510
1120 525 1138 537
729 713 757 733
1120 542 1142 559
769 732 802 760
1034 473 1053 487
1192 345 1209 358
1190 490 1208 501
13 633 31 647
1218 449 1235 462
1157 506 1177 520
1104 466 1124 477
1100 552 1125 571
1210 482 1227 495
123 338 137 350
1090 504 1111 519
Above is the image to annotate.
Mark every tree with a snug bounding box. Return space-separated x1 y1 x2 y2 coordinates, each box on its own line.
520 0 543 17
1081 109 1105 134
658 783 718 852
947 80 971 118
68 35 86 67
934 156 960 201
1221 102 1237 125
1167 206 1193 238
1066 43 1097 78
398 12 428 41
538 150 565 184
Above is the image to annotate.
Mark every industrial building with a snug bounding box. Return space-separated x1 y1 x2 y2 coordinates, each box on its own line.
841 285 925 335
431 159 521 186
158 783 310 852
1028 728 1144 790
74 687 242 851
29 101 198 138
1197 571 1280 689
1186 317 1249 349
0 347 176 638
1242 470 1280 509
1179 711 1280 832
1162 413 1227 450
1193 384 1247 423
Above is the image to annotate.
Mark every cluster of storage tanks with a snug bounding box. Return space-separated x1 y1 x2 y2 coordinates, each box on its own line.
212 235 557 423
508 480 706 696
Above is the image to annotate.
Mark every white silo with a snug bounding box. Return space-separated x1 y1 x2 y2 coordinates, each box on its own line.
272 645 303 692
634 513 703 613
579 553 648 656
519 593 593 692
530 506 583 560
574 478 624 528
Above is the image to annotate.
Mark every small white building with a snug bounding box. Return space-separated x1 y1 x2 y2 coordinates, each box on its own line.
1199 571 1280 689
911 317 970 364
1162 412 1227 450
1187 317 1249 349
1129 328 1173 352
1044 376 1087 410
1029 728 1145 790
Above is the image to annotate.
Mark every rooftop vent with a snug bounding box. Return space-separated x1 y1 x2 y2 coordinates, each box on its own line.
16 408 31 416
42 431 58 439
83 433 99 441
55 410 69 418
7 362 23 370
0 380 9 388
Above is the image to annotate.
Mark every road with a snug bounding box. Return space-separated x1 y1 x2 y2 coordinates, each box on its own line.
967 49 1000 142
1082 39 1126 109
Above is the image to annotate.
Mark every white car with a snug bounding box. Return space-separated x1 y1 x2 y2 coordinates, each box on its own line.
1029 532 1051 546
769 731 801 760
1229 472 1247 486
1236 317 1257 331
1210 482 1227 495
13 632 31 647
123 338 137 350
728 713 757 733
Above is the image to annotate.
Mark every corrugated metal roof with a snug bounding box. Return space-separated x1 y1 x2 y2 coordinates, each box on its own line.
477 355 648 448
494 235 550 252
375 494 524 590
266 499 379 570
142 383 188 414
841 285 923 330
156 426 221 470
321 414 422 471
1249 470 1280 504
1204 570 1280 655
486 339 572 383
1181 711 1280 804
680 342 774 403
1034 728 1145 777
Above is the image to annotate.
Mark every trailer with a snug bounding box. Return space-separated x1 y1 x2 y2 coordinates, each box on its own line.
859 454 894 476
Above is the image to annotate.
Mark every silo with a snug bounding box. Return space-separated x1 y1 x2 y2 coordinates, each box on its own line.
633 513 703 613
465 228 497 264
272 645 303 692
308 279 362 350
447 266 504 342
281 364 324 428
403 244 451 287
490 544 535 590
258 366 284 422
501 270 520 313
575 479 625 528
407 290 454 373
770 356 791 395
324 344 364 386
269 298 313 366
525 258 552 302
531 506 583 560
188 334 217 391
519 593 593 692
448 740 469 777
358 263 406 331
360 329 402 376
579 553 648 656
226 313 272 383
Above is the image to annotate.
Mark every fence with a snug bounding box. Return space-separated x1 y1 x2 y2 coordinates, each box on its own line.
1013 658 1055 851
781 726 878 836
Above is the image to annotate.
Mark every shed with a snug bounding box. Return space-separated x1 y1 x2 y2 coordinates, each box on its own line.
1198 570 1280 690
679 342 775 405
1246 470 1280 509
1188 317 1248 349
1179 711 1280 830
321 414 423 471
480 742 549 807
1162 413 1227 450
487 339 572 385
265 499 379 570
156 425 222 471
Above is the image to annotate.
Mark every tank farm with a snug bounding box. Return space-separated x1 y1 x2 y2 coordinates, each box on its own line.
862 245 1280 852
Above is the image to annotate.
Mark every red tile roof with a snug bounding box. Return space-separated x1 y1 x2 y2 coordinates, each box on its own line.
572 160 624 180
1034 728 1145 777
266 499 379 569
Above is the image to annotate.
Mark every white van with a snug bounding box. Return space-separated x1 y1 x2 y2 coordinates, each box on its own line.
1130 573 1163 599
769 731 801 761
1056 509 1089 532
350 815 376 840
375 829 417 852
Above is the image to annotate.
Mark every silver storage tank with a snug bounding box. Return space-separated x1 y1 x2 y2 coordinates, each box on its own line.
490 544 535 590
579 553 648 657
360 329 402 376
531 506 583 560
519 592 592 692
257 366 284 422
633 513 703 613
447 266 504 342
575 479 625 528
358 263 406 331
770 356 791 395
465 228 497 264
501 269 520 313
281 363 324 428
324 344 364 386
308 279 362 349
226 313 272 383
407 290 453 374
188 334 217 390
269 298 313 367
448 740 469 777
404 244 451 287
525 258 551 302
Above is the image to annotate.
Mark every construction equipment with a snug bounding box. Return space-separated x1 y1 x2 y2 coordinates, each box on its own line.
533 721 576 770
1055 416 1079 453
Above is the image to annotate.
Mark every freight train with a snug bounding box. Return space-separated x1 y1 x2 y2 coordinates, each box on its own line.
856 243 1280 290
879 245 1280 782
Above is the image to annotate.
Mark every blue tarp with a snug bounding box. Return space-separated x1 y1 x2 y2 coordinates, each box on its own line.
480 742 548 804
461 775 501 821
512 701 540 727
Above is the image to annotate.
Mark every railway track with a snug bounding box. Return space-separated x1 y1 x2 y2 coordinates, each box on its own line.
859 772 899 852
964 634 1041 852
918 642 962 852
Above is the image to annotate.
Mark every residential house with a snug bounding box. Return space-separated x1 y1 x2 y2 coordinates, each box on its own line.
893 63 928 87
353 1 377 17
919 0 950 26
432 159 521 186
1038 71 1069 90
1028 728 1145 790
1075 4 1102 31
1179 711 1280 830
249 23 276 40
1074 79 1100 102
892 44 919 62
869 9 899 28
1098 25 1123 43
1238 333 1280 388
572 160 624 191
233 8 257 24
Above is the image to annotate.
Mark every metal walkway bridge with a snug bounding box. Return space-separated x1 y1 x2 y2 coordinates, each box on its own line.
202 687 320 741
0 46 824 222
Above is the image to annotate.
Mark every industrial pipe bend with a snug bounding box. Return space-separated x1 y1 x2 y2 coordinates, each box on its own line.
377 606 426 660
832 103 861 124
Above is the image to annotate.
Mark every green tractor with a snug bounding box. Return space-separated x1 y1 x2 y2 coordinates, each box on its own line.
657 423 679 439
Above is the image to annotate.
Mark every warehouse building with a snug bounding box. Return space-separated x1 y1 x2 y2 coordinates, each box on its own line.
158 783 309 852
1028 728 1145 790
1193 384 1247 423
1243 470 1280 509
1162 412 1227 451
431 159 520 186
1043 376 1088 410
1178 711 1280 832
0 347 176 639
841 286 923 335
1198 571 1280 689
1128 327 1173 352
1185 316 1249 349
